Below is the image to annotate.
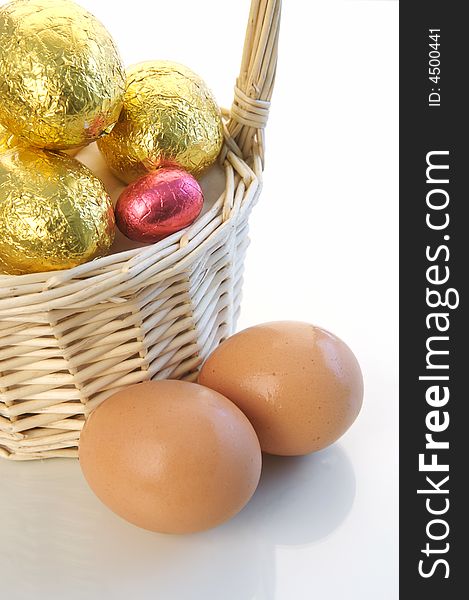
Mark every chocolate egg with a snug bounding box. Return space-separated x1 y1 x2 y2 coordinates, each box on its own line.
0 147 115 275
0 0 125 150
98 61 223 183
79 380 262 534
199 322 364 456
115 167 204 243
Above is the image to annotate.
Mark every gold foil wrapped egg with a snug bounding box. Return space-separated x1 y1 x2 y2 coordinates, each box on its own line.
0 147 115 275
0 0 125 150
98 61 224 183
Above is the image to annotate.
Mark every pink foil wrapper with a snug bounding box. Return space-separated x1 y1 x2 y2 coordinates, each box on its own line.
115 167 204 243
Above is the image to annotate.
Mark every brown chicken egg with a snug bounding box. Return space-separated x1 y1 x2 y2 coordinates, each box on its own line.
199 322 364 456
79 380 262 534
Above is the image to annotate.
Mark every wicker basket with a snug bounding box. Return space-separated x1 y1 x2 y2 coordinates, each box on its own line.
0 0 281 460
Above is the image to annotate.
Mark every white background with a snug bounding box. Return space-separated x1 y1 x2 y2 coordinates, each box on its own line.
0 0 399 598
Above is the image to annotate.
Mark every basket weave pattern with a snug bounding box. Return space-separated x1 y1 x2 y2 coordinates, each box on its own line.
0 0 280 460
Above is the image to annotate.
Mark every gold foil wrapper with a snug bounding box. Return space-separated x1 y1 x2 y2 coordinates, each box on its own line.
0 0 125 150
1 123 80 156
0 147 115 275
0 123 17 153
98 61 224 184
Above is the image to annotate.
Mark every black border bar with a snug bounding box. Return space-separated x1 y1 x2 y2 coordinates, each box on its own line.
400 2 467 596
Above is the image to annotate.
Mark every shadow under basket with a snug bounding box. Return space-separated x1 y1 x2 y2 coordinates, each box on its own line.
0 0 281 460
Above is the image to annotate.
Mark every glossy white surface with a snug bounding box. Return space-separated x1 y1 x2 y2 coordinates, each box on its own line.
0 1 398 598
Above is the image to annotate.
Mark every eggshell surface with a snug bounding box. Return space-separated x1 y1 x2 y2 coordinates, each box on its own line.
198 322 364 456
79 380 262 534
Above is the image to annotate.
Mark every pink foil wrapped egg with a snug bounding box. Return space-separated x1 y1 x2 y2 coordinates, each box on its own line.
115 167 204 243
